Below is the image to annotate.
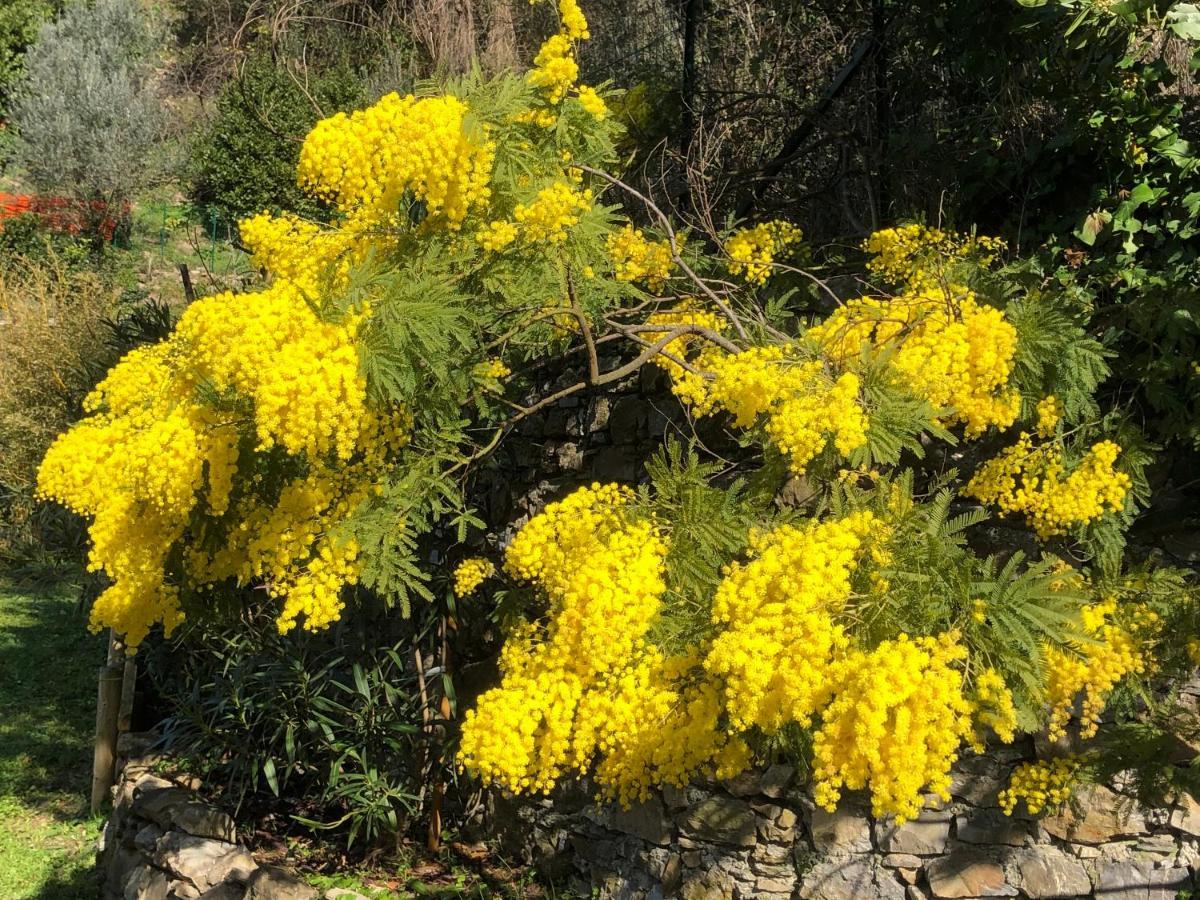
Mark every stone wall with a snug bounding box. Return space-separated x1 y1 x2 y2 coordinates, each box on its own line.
492 738 1200 900
98 733 320 900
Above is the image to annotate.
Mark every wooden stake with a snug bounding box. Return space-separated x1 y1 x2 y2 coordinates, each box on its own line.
90 631 123 814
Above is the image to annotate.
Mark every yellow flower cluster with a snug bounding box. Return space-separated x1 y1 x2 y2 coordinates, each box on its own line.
705 512 877 731
238 212 358 296
453 557 496 597
510 181 593 245
812 633 977 823
297 92 495 232
809 286 1020 437
529 25 578 101
476 219 518 252
998 756 1080 816
474 358 511 380
37 273 409 647
864 225 1005 287
965 435 1131 539
607 225 674 291
671 347 868 474
576 85 607 119
1044 597 1158 739
726 221 802 285
973 667 1018 747
641 302 725 381
1036 395 1062 437
459 483 752 803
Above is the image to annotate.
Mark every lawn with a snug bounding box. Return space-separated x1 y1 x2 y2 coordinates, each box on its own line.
0 581 105 900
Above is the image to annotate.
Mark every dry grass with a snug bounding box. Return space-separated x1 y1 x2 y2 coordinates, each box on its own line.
0 255 123 557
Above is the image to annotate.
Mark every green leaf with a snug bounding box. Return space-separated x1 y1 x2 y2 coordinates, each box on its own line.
1075 209 1112 246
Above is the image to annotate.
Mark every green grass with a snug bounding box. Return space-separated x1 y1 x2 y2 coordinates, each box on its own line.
0 581 105 900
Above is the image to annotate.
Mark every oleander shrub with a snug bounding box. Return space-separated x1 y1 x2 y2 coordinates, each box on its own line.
36 0 1200 846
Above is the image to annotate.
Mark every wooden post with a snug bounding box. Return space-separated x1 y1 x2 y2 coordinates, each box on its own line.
91 631 124 814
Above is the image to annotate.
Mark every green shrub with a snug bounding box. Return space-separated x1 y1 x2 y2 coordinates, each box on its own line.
188 57 365 224
145 603 432 849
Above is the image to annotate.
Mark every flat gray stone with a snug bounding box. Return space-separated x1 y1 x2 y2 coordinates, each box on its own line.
1041 784 1147 843
153 832 256 893
1013 846 1091 898
123 865 170 900
610 798 673 845
955 808 1034 846
243 865 318 899
926 850 1015 898
132 777 235 842
678 795 757 847
875 816 951 856
1096 860 1191 898
949 754 1008 807
1170 793 1200 837
798 856 905 900
197 885 246 900
810 805 873 854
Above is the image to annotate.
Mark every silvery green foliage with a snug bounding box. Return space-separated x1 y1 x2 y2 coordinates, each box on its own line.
9 0 165 201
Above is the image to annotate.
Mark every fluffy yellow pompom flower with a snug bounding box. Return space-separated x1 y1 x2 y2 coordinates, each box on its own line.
512 181 593 244
297 92 495 232
726 220 802 285
999 756 1080 816
812 632 977 823
453 558 496 597
576 85 607 119
705 512 877 731
669 346 868 474
966 434 1131 539
1043 597 1158 739
459 484 671 794
1036 395 1062 437
607 225 674 291
810 286 1020 438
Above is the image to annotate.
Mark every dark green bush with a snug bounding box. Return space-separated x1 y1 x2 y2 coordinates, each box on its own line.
188 58 365 224
145 601 440 849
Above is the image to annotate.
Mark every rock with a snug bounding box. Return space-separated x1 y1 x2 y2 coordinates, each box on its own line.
243 865 318 899
1096 860 1191 898
759 765 795 799
1041 784 1147 843
798 856 905 900
925 850 1014 898
1170 793 1200 837
122 865 170 900
679 796 757 847
1012 846 1091 898
875 815 951 856
132 777 235 842
662 784 689 811
809 805 873 854
949 754 1008 807
612 799 673 846
679 868 737 900
133 822 163 854
197 886 245 900
883 854 923 869
755 873 797 893
555 442 584 471
954 809 1034 846
153 832 256 893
